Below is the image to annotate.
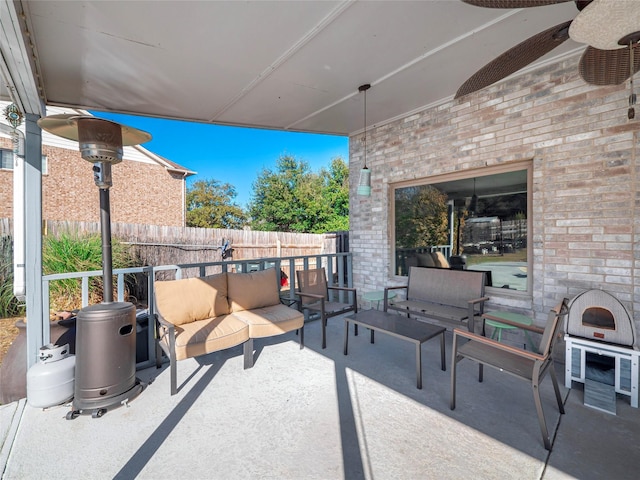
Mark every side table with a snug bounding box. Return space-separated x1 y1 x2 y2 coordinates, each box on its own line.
483 311 536 351
362 290 396 310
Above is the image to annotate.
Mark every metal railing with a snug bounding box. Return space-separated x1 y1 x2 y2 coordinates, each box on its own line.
42 252 353 369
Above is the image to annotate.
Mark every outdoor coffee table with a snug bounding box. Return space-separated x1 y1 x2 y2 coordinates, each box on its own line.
344 310 446 389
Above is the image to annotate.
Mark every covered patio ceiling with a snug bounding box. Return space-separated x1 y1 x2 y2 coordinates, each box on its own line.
1 0 584 136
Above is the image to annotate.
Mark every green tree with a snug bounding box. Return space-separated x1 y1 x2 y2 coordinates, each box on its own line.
186 179 246 229
317 157 349 232
395 185 449 248
248 155 349 233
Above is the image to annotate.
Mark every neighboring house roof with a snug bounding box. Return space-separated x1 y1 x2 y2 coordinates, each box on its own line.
0 101 196 177
131 147 196 177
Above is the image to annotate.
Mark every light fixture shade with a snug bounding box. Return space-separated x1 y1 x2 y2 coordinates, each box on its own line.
469 194 478 214
356 83 372 197
357 166 371 196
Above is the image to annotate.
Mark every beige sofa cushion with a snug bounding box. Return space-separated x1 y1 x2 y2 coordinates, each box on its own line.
159 314 249 361
231 304 304 338
431 251 450 268
228 268 280 312
155 273 229 325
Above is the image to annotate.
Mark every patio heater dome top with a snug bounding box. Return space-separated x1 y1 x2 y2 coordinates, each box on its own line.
37 114 151 164
38 114 151 146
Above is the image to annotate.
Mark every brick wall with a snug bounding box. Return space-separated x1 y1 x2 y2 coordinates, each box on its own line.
349 54 639 326
0 138 185 226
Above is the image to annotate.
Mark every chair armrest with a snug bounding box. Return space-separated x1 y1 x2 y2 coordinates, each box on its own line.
328 286 358 310
467 296 489 332
296 291 325 309
327 286 356 293
154 313 176 362
482 313 544 335
468 296 490 305
155 312 175 331
453 328 546 361
297 292 325 301
385 285 408 292
383 286 407 312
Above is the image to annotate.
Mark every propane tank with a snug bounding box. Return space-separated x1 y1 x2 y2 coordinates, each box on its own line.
27 343 75 408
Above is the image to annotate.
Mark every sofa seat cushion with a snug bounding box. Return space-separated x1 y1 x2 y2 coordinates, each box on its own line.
155 273 230 326
160 314 249 361
231 304 304 338
228 268 281 312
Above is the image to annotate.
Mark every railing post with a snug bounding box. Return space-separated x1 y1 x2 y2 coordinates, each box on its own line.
146 266 156 367
82 277 89 307
117 273 125 302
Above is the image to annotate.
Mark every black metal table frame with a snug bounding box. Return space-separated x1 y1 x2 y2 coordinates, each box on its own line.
343 310 446 389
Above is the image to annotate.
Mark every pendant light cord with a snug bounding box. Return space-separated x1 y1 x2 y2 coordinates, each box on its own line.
363 87 367 168
359 84 371 169
629 40 636 120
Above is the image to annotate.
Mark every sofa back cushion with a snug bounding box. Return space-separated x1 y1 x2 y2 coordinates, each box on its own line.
416 253 435 267
431 251 450 268
228 268 280 312
155 273 229 326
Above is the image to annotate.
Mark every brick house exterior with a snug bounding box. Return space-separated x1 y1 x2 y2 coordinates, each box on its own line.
349 55 639 328
0 103 194 226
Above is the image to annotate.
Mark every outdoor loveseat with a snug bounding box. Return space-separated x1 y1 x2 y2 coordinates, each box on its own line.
154 268 304 394
384 266 488 332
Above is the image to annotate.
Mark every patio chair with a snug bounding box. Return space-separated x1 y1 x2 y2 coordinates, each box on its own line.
450 299 568 450
296 268 358 349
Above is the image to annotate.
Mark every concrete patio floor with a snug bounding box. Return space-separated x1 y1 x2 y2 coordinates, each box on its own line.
1 313 639 479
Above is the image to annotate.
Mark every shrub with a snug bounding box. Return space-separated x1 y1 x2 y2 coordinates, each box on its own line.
43 233 137 312
0 260 25 318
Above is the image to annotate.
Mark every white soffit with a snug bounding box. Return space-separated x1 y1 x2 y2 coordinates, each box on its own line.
8 0 583 135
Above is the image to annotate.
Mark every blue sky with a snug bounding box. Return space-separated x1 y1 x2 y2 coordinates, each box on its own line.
89 111 349 208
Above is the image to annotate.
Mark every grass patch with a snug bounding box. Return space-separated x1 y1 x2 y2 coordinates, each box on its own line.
464 250 527 266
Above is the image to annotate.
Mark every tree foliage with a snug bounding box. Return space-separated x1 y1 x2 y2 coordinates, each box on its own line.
395 185 449 248
248 155 349 233
186 179 246 229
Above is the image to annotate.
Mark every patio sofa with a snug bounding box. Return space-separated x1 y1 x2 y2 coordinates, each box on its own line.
384 266 488 333
154 268 304 395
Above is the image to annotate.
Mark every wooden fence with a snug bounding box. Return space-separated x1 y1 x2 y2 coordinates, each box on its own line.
0 234 12 277
0 218 344 268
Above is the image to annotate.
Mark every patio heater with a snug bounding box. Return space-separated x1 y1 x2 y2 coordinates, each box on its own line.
38 114 151 418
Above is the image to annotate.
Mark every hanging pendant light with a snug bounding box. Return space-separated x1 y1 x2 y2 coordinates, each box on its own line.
620 32 640 120
357 84 372 196
469 178 478 216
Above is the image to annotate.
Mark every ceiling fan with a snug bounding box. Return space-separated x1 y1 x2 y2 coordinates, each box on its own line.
455 0 640 101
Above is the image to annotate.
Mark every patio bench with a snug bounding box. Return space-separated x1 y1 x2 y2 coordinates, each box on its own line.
154 268 304 395
384 266 488 333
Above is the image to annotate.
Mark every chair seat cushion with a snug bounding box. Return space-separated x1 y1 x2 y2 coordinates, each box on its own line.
231 304 303 338
160 314 249 361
